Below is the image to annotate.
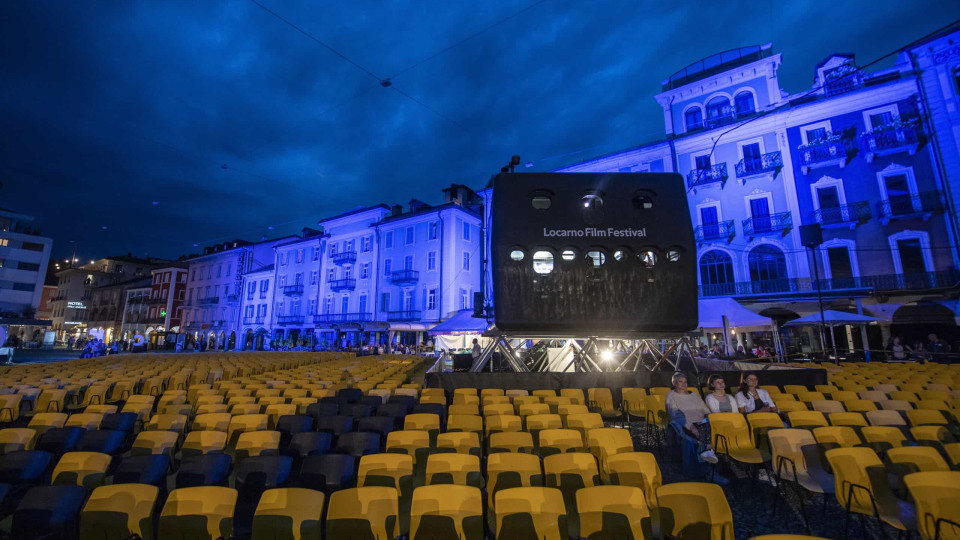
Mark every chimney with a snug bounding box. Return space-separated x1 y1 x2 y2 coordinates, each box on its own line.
391 204 402 217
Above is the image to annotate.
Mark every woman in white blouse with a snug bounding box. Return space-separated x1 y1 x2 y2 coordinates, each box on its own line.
735 372 777 413
704 374 738 413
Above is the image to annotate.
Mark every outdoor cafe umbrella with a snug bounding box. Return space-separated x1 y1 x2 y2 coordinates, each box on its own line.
784 310 882 361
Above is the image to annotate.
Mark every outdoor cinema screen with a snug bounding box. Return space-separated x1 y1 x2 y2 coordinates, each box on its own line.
491 172 698 335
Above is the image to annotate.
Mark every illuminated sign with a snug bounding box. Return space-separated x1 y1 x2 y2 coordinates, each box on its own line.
160 309 167 317
65 321 84 325
67 301 86 309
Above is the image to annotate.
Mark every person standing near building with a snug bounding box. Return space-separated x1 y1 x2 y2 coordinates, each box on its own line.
928 333 950 363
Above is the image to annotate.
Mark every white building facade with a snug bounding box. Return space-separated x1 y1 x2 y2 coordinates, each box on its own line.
0 209 53 316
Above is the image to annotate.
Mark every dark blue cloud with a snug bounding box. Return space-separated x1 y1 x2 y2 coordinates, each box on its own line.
1 0 958 260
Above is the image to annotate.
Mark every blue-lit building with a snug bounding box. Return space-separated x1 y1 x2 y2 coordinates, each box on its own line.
555 37 960 353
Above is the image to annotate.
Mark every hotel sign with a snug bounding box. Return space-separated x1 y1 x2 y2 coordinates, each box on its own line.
67 301 86 309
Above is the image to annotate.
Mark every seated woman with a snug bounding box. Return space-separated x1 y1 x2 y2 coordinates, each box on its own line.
704 374 737 413
665 372 718 463
735 372 777 413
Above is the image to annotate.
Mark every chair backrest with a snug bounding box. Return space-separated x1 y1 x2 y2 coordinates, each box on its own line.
495 487 566 540
656 482 734 540
326 487 398 540
131 431 179 457
787 411 828 429
576 485 652 540
828 412 868 428
0 428 36 454
886 446 950 472
410 485 484 540
865 410 907 426
251 487 324 540
235 430 281 459
358 453 413 492
159 486 237 540
824 447 885 517
52 451 112 489
425 453 481 487
606 452 662 511
486 453 544 509
182 430 228 456
903 470 960 540
80 484 159 540
489 431 535 453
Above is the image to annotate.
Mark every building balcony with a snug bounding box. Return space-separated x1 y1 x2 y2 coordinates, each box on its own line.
698 269 960 298
859 124 920 163
823 72 863 97
126 296 148 304
224 293 240 304
282 283 304 296
388 310 421 322
706 114 736 130
735 151 782 182
313 313 373 325
695 220 735 244
813 201 871 229
798 140 847 175
329 278 356 292
197 296 219 306
389 270 420 285
332 251 357 265
686 163 728 191
242 316 254 325
277 315 305 325
742 212 792 237
876 191 945 225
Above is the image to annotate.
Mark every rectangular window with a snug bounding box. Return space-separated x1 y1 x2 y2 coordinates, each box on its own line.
341 296 349 313
216 265 222 278
385 231 393 249
309 299 317 314
428 252 436 270
12 282 35 292
405 227 414 245
205 286 211 297
695 154 711 170
884 174 914 215
191 270 195 282
20 242 44 252
805 127 827 143
429 221 438 240
245 306 254 318
462 252 470 271
427 288 437 310
188 289 193 303
295 272 303 285
324 298 332 314
360 263 369 279
297 249 304 263
279 275 286 288
16 262 40 271
343 267 352 280
827 247 854 279
384 259 392 276
359 295 367 314
276 301 283 315
260 280 269 292
380 292 390 313
463 222 470 241
362 235 373 252
0 239 7 247
329 243 337 256
460 288 469 310
207 267 212 279
313 247 319 261
346 240 354 253
311 271 318 284
327 269 336 282
404 255 413 270
897 239 926 274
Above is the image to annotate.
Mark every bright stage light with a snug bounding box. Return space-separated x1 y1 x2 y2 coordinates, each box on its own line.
601 350 613 362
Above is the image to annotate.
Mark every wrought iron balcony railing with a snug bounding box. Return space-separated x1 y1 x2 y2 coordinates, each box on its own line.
694 220 735 243
224 293 240 304
313 313 373 325
242 316 255 325
876 191 945 223
698 269 960 297
332 251 357 265
282 283 304 296
706 114 736 129
812 201 871 227
329 278 356 292
686 163 728 190
823 72 863 96
735 151 782 178
860 124 920 162
742 212 792 236
197 297 219 305
387 310 421 322
389 270 420 285
798 140 847 174
277 315 305 325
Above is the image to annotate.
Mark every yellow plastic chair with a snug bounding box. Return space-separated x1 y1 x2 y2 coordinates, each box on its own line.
159 486 237 540
768 429 834 532
657 482 734 540
0 428 35 454
824 447 916 536
903 471 960 540
577 485 653 539
488 431 535 454
410 484 484 540
436 432 481 457
606 452 662 516
52 451 112 489
80 484 159 540
494 487 566 540
325 487 398 540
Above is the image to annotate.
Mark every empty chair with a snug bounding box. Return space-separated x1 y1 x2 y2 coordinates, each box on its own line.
489 431 535 454
657 482 734 540
78 429 126 455
337 388 363 404
811 400 844 414
315 415 354 438
64 412 102 430
386 430 431 466
227 414 270 445
235 456 294 521
587 388 620 420
358 453 414 494
80 483 159 540
181 430 228 457
10 485 86 540
813 426 862 450
192 412 231 432
436 432 481 458
577 485 653 540
341 403 373 421
300 454 356 495
880 400 914 412
0 450 53 485
843 400 878 413
828 412 868 428
866 410 908 427
710 412 766 467
235 430 281 460
251 487 324 540
448 404 480 416
447 414 483 435
357 416 396 441
111 454 170 488
326 487 398 540
886 446 950 474
26 412 68 436
410 484 484 540
586 427 635 477
276 414 314 449
405 413 441 443
606 452 662 517
544 452 600 539
146 413 188 433
286 432 332 460
265 404 298 429
907 409 950 427
566 413 604 441
175 453 232 488
0 428 36 455
903 470 960 540
539 429 584 457
825 447 916 535
495 487 567 540
159 486 237 540
336 432 381 458
425 453 482 488
51 451 111 489
305 402 339 419
100 412 137 435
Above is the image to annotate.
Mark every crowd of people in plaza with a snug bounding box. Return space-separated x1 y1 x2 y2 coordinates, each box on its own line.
887 333 951 362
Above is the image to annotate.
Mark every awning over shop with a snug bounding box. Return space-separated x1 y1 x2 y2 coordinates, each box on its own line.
388 323 433 332
697 298 773 332
784 310 882 327
429 310 492 335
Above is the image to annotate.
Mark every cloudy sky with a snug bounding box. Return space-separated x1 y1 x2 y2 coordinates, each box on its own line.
2 0 959 261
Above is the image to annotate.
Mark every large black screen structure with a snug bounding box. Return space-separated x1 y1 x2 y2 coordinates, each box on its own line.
491 172 698 336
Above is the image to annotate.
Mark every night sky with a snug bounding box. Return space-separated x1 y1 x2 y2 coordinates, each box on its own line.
3 1 959 261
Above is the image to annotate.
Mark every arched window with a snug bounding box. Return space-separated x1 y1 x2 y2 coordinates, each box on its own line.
706 96 733 127
748 245 788 293
734 91 755 116
684 107 703 131
699 250 735 296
